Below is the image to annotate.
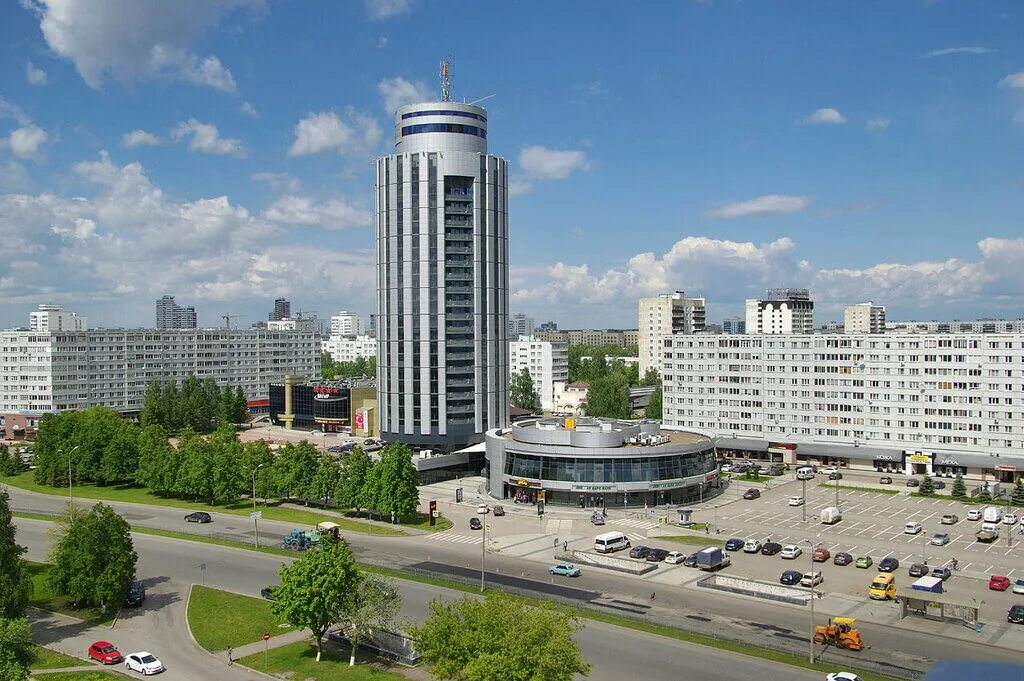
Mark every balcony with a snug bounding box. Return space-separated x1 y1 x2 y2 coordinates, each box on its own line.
445 313 473 322
444 204 472 215
444 191 472 201
445 272 473 282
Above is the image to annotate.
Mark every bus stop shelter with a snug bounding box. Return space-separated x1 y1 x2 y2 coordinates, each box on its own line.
898 592 980 628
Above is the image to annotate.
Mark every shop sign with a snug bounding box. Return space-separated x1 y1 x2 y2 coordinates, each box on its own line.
514 478 541 488
313 386 343 400
649 479 684 490
704 471 718 482
353 411 365 431
768 442 796 451
875 455 895 461
938 458 960 466
571 483 614 492
909 454 931 463
995 465 1016 472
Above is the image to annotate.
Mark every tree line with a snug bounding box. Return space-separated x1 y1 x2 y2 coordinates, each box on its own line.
321 352 376 381
140 375 248 434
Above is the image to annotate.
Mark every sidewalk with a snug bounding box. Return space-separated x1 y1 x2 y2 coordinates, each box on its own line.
221 627 311 660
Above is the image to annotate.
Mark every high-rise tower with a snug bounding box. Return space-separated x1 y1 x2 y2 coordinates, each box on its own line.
375 70 509 450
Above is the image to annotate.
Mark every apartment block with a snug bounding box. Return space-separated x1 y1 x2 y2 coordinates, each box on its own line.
322 335 376 364
745 288 813 335
638 292 706 379
845 302 886 334
509 336 569 411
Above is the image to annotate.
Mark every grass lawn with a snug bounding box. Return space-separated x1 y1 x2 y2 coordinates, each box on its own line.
658 534 720 546
3 471 404 536
187 585 294 652
26 562 113 624
30 644 85 670
733 474 771 483
817 483 900 496
238 640 407 681
34 673 129 680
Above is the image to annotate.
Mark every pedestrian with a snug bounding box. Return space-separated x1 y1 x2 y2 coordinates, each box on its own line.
704 525 710 536
553 536 559 548
563 540 568 552
649 591 656 602
227 647 233 666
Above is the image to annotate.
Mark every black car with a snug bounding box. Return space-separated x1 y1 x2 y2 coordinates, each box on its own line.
469 517 482 530
828 471 843 480
878 557 900 572
492 505 505 517
833 551 853 566
683 552 700 568
879 476 893 484
742 488 761 500
933 480 946 490
1009 604 1024 624
184 511 212 523
908 563 929 578
124 580 145 607
725 537 744 552
780 570 802 585
260 586 277 601
629 546 651 559
906 478 920 487
646 548 669 562
761 542 783 556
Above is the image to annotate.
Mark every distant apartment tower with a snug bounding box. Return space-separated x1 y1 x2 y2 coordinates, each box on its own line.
269 298 291 322
745 288 813 335
638 292 706 379
330 311 364 338
509 336 569 411
29 304 86 332
844 302 886 334
155 295 197 329
509 313 535 339
722 317 746 335
538 320 558 333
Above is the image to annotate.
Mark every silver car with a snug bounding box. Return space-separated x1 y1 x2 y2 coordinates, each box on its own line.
930 532 950 546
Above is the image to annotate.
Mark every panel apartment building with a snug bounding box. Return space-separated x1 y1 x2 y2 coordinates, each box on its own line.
509 336 569 411
0 328 320 416
662 333 1024 482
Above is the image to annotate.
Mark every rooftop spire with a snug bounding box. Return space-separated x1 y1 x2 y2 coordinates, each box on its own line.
440 60 450 102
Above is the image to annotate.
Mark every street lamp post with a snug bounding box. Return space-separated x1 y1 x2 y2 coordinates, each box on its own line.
801 476 807 523
251 463 264 513
480 521 487 593
63 445 80 503
834 473 840 508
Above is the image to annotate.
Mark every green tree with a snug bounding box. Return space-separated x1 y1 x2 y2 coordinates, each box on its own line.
584 373 632 419
410 591 590 681
644 385 663 420
951 473 967 500
0 616 32 681
175 433 214 502
0 495 32 619
232 386 249 424
369 443 419 522
98 419 139 485
139 379 165 430
340 575 401 667
242 440 276 502
919 474 935 496
335 447 372 512
0 446 23 477
509 368 538 411
640 368 660 387
309 457 341 507
1012 478 1024 506
48 503 137 612
977 486 992 502
209 426 243 505
270 539 362 662
273 442 318 503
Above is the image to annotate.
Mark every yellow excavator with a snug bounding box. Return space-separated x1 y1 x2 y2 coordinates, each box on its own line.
813 617 864 651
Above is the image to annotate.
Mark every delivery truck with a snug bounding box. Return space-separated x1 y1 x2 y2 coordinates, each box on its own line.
695 546 731 571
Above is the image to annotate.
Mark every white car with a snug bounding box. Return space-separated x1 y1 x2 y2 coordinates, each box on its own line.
476 504 489 514
827 673 863 681
966 509 983 521
1012 578 1024 595
788 496 805 507
1003 513 1018 526
801 571 824 587
720 463 733 473
743 538 762 553
820 466 838 476
665 551 688 564
125 652 164 675
780 545 802 559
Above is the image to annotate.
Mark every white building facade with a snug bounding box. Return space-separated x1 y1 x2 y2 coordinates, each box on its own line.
661 333 1024 482
844 302 886 334
638 292 706 379
330 311 364 337
509 337 568 411
887 319 1024 334
0 328 320 415
322 335 377 364
745 289 814 335
29 304 86 332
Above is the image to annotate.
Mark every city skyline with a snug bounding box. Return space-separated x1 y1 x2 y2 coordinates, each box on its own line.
2 2 1024 329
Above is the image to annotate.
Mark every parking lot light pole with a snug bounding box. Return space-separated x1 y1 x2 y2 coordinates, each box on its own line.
801 477 807 523
834 474 839 509
251 463 264 513
480 521 487 593
63 445 79 503
805 534 822 664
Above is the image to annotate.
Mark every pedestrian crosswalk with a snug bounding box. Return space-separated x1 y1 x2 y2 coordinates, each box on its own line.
626 532 647 543
611 518 659 530
426 532 483 545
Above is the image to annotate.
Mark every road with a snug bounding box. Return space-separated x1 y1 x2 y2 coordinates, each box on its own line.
15 518 825 681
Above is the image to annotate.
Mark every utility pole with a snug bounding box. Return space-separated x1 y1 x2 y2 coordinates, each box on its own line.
802 476 807 523
806 535 820 664
64 445 79 503
480 522 488 593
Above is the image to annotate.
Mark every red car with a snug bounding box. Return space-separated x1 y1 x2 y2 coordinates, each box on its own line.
812 547 831 562
88 641 123 665
989 575 1011 591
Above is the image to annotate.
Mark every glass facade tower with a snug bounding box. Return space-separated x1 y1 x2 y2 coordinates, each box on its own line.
375 101 509 450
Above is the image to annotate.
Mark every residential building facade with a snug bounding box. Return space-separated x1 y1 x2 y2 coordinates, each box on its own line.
267 318 318 332
722 317 746 335
330 311 364 338
29 304 86 332
638 291 706 379
509 313 535 339
270 298 291 322
845 302 886 334
886 319 1024 334
155 295 197 329
745 288 813 335
322 335 377 364
509 336 569 411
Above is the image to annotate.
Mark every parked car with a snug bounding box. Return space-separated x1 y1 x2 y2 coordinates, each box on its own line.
879 476 893 484
801 571 824 587
469 517 482 530
492 505 505 517
1013 578 1024 595
719 463 733 473
908 563 929 578
788 496 805 507
184 511 212 523
779 570 802 585
931 532 950 546
1003 513 1019 525
725 537 745 552
683 552 700 568
88 642 123 665
757 466 772 476
933 480 946 490
780 545 802 560
812 547 831 562
124 652 164 675
124 581 145 607
820 466 838 476
855 555 874 569
827 674 864 681
878 557 900 572
967 508 983 521
828 471 843 481
761 542 783 556
549 562 581 577
940 513 959 525
665 551 688 565
906 478 920 488
645 548 669 562
833 552 853 566
476 504 489 514
742 488 761 500
1009 604 1024 624
743 538 762 553
989 574 1011 591
931 565 952 581
629 546 651 559
260 586 277 600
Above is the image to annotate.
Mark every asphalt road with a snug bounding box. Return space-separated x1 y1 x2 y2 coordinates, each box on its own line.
14 518 826 681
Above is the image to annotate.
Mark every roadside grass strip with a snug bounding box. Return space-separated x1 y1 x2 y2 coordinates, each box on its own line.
816 483 900 496
29 644 86 670
34 672 132 680
238 640 406 680
187 585 294 652
26 561 114 624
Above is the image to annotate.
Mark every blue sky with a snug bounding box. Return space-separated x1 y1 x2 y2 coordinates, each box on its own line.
1 0 1023 330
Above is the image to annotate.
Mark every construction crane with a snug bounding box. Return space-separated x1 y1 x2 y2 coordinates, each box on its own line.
221 313 246 330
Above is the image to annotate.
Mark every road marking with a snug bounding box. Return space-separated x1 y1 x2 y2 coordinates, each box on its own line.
953 533 964 543
428 533 483 545
902 553 915 562
962 562 974 571
627 532 647 543
853 523 877 537
611 519 659 530
916 497 927 504
846 545 859 553
1008 568 1015 577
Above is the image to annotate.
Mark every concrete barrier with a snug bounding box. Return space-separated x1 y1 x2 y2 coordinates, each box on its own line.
696 573 814 605
568 550 658 575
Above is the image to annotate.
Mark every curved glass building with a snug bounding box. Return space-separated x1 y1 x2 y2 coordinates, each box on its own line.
375 100 509 450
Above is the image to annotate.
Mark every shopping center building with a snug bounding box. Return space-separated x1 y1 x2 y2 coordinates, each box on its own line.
484 417 719 508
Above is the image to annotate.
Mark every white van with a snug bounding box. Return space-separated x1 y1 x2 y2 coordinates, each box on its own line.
904 521 923 535
820 506 842 524
594 531 631 554
796 467 815 481
982 507 1003 524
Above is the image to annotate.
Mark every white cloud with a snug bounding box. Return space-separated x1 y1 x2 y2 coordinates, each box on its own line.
999 72 1024 89
866 118 890 131
508 179 534 197
0 161 31 192
365 0 413 20
7 126 49 161
171 119 245 157
377 77 431 114
803 108 847 125
0 98 32 126
262 195 372 231
519 145 590 180
287 110 382 158
920 46 993 59
25 61 47 86
705 194 810 219
121 129 161 148
22 0 258 91
251 172 300 193
377 36 389 48
239 101 258 118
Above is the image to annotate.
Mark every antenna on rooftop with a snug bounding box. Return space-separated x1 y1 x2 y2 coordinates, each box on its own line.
440 59 451 102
